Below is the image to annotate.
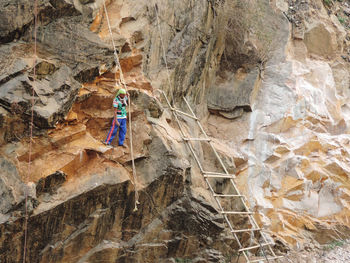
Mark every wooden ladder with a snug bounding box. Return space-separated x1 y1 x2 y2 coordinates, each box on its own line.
159 90 282 263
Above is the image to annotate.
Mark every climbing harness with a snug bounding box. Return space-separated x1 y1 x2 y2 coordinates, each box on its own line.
151 1 282 262
103 0 139 211
23 0 38 262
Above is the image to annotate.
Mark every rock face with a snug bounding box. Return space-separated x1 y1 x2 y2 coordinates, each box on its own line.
1 0 350 262
0 157 26 216
0 0 115 131
207 0 350 248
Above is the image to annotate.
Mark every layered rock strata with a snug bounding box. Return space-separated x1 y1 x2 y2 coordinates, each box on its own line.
1 0 350 262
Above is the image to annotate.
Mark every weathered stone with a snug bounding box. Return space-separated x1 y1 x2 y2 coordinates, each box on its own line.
293 25 305 40
32 16 114 83
218 108 245 119
0 63 80 128
0 0 81 44
208 69 258 114
1 0 350 261
0 106 7 129
36 171 67 196
79 0 94 4
304 22 337 58
34 61 57 80
0 157 25 215
0 1 116 130
331 61 350 100
129 90 164 119
166 197 224 238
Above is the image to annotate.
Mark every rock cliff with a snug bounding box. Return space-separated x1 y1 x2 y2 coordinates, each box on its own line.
1 0 350 262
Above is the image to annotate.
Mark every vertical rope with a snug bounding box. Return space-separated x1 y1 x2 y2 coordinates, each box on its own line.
23 0 38 262
102 1 119 69
102 0 139 210
152 1 174 104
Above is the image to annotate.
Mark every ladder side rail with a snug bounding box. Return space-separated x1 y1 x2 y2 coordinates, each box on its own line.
231 228 261 233
183 97 230 175
250 256 284 263
205 178 251 263
184 96 279 261
228 174 278 258
228 179 278 258
173 112 205 173
160 90 173 110
173 109 198 120
165 94 278 262
183 138 211 141
160 91 205 172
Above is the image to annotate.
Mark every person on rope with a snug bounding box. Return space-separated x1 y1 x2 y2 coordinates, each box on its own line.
104 88 128 147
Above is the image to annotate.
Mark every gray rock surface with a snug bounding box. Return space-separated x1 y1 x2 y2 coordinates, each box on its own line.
207 69 259 114
0 156 25 215
0 0 115 129
1 0 350 262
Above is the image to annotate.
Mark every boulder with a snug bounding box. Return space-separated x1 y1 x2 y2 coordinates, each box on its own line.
36 171 67 196
207 69 259 117
304 22 337 58
0 157 25 215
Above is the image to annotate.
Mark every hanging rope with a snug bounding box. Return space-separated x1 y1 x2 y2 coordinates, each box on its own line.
152 2 174 104
23 0 38 262
102 0 139 211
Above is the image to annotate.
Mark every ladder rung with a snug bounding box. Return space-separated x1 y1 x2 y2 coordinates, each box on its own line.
182 137 211 141
203 171 236 178
249 256 284 262
172 108 198 120
238 243 273 252
213 194 244 198
204 174 235 179
161 96 280 262
231 228 261 233
204 171 236 176
221 211 253 215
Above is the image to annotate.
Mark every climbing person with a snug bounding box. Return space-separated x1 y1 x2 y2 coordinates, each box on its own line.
104 88 128 147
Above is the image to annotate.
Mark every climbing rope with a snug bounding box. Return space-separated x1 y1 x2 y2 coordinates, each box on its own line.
152 2 175 104
102 0 139 211
23 0 38 262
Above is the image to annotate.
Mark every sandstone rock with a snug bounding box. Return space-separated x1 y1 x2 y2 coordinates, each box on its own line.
0 63 80 128
166 197 224 237
304 23 337 58
143 0 222 104
1 0 350 261
36 171 67 196
129 90 163 119
79 0 95 4
0 1 116 131
32 16 114 83
207 69 258 115
331 61 350 101
0 156 25 215
0 0 80 44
